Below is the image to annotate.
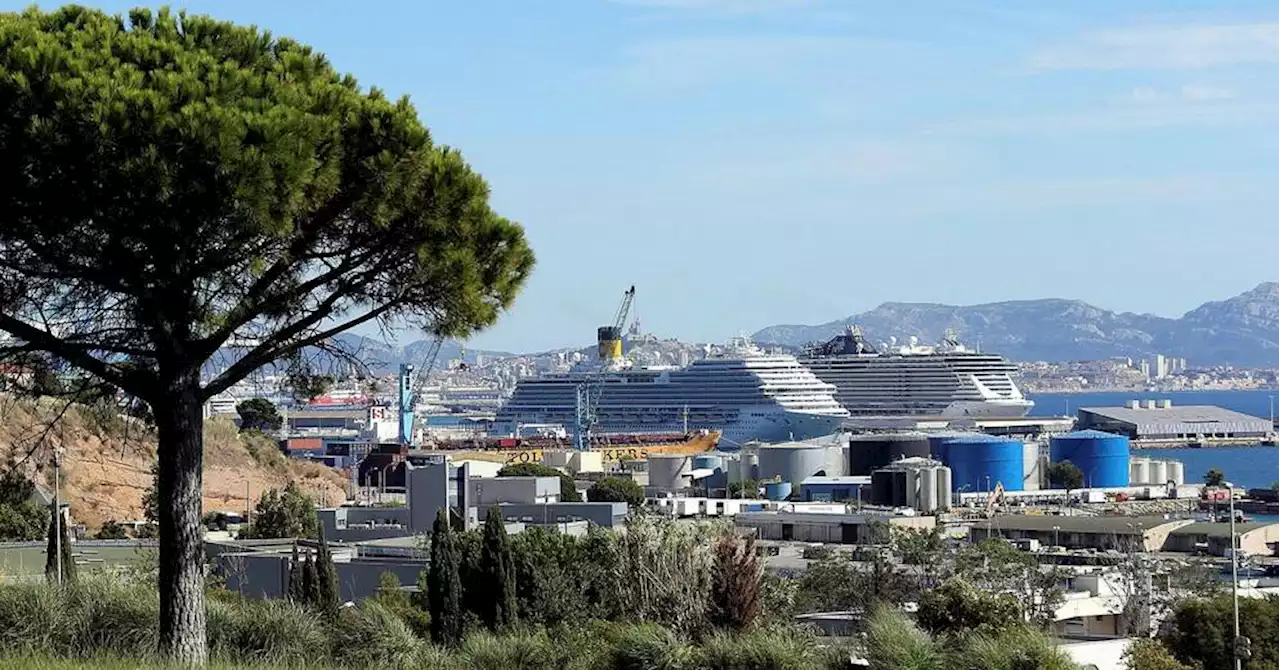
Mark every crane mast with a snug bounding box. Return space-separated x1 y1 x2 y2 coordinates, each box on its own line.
574 285 635 451
398 334 445 447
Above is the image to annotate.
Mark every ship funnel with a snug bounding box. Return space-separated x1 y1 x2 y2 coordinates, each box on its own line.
597 326 623 361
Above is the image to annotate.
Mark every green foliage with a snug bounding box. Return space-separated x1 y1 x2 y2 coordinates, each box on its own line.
477 508 518 632
240 482 318 540
951 624 1077 670
1123 638 1193 670
497 463 581 502
862 607 945 670
916 577 1022 636
44 508 77 586
371 571 431 639
329 600 421 669
1203 468 1226 487
94 520 128 540
1045 460 1084 489
0 500 49 541
235 398 283 433
727 479 761 498
313 525 340 614
139 463 159 526
709 534 762 631
429 508 464 646
587 476 646 507
286 548 306 605
0 469 37 506
1160 594 1279 670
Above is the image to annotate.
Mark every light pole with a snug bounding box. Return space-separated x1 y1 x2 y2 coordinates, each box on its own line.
1052 525 1060 549
53 449 63 586
1226 480 1241 670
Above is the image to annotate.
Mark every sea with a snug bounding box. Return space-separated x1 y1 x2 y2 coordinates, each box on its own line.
1027 389 1279 523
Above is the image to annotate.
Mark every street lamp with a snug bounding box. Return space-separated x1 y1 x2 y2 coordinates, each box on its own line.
1052 525 1060 549
1225 480 1243 670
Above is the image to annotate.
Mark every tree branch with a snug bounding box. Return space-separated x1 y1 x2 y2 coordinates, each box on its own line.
0 314 150 397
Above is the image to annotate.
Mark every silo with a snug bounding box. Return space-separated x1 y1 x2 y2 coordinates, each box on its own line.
1049 430 1130 488
1168 461 1185 486
647 455 691 491
918 467 938 513
945 436 1025 492
847 433 932 475
890 470 908 507
1149 460 1168 486
903 470 918 508
870 470 893 506
758 444 830 484
1022 442 1042 491
936 467 953 510
1130 457 1149 486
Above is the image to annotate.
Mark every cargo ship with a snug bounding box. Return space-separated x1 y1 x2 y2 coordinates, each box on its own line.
421 430 721 465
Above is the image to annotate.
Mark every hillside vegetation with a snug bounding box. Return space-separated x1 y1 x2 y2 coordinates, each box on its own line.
0 398 345 530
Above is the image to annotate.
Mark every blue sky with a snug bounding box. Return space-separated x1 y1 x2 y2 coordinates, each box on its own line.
16 0 1279 352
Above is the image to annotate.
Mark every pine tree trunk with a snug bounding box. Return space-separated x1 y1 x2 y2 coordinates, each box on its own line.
154 370 207 664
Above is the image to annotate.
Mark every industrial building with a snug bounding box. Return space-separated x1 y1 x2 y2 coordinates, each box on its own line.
1076 401 1272 444
735 510 935 544
1049 431 1131 489
1163 522 1280 557
967 516 1193 553
797 476 870 502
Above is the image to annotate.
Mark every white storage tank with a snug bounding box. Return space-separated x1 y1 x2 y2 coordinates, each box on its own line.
918 467 939 513
903 470 918 509
1130 458 1149 486
1149 460 1168 486
648 455 691 491
1169 461 1185 486
1022 442 1042 491
757 443 831 486
936 467 953 511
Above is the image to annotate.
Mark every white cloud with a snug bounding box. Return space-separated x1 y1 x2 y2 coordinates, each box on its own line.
927 100 1273 137
1030 23 1279 70
1125 84 1237 103
1179 84 1236 101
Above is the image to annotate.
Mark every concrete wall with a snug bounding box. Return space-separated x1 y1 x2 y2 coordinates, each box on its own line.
470 477 559 505
735 514 935 544
219 552 427 602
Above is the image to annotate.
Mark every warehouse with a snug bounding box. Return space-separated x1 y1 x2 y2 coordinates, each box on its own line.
735 511 935 544
1163 522 1280 557
1076 401 1271 442
967 516 1192 552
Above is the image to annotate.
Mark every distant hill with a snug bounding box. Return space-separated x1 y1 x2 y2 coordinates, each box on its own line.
206 334 512 377
751 283 1279 367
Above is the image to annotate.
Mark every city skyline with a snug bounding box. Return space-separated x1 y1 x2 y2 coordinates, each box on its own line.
22 0 1278 352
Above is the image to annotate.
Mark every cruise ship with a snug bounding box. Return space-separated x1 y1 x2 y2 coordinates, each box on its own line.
798 326 1033 418
491 337 849 447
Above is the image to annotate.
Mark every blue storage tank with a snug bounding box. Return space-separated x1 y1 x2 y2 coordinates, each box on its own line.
764 481 793 500
944 436 1024 492
928 431 976 465
1049 430 1130 488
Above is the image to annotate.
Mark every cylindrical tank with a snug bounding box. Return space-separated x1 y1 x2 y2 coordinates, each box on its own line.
692 454 723 470
936 467 953 510
763 481 792 501
1130 458 1149 485
1169 461 1185 486
847 433 932 475
928 431 981 466
1022 442 1041 491
903 470 918 508
1149 460 1168 486
647 455 691 491
1050 430 1130 488
919 467 938 512
757 444 830 484
891 470 908 506
945 436 1025 492
870 470 892 506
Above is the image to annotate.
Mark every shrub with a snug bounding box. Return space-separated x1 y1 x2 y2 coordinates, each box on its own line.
330 600 421 669
606 623 694 670
498 463 581 502
696 626 820 670
952 624 1077 670
587 476 645 507
459 629 561 670
861 607 944 670
206 598 329 665
94 520 129 540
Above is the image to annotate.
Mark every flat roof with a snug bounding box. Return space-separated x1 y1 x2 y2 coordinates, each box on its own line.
1169 522 1277 538
735 511 928 525
1079 405 1270 432
801 476 872 486
968 515 1187 535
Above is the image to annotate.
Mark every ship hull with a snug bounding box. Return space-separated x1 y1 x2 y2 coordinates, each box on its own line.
425 431 721 466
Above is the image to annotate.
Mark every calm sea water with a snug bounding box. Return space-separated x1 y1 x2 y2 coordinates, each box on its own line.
1028 390 1279 521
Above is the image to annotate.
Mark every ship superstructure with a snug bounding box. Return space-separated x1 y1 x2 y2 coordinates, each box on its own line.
492 336 849 447
799 325 1033 418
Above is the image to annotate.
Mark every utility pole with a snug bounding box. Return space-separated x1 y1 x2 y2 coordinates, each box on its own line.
245 482 251 526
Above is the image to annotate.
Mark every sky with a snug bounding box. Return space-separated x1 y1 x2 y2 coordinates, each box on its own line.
14 0 1279 352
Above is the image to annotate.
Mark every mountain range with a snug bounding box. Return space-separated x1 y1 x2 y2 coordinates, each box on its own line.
751 282 1278 367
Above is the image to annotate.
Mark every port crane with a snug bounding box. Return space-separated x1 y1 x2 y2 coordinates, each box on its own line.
397 333 446 447
574 286 635 451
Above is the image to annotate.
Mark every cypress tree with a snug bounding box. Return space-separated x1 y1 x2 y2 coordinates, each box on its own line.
478 506 517 631
428 508 463 645
314 524 340 613
302 551 317 608
44 505 76 586
287 545 306 603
